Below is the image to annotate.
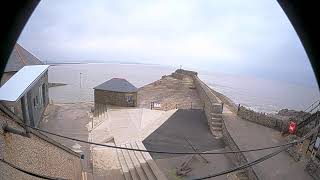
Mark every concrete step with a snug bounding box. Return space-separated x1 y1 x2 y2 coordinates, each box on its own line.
125 144 148 180
211 126 222 131
212 131 223 139
131 143 156 180
117 142 166 180
120 145 140 180
93 171 124 180
136 142 167 180
116 148 132 180
211 122 222 128
211 117 222 123
210 113 222 119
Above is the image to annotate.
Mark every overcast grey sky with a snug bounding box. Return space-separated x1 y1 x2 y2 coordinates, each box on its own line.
18 0 318 87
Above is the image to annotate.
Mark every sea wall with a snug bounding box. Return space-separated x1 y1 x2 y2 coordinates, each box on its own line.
178 69 257 180
237 106 289 132
193 76 258 179
193 76 222 115
0 109 83 180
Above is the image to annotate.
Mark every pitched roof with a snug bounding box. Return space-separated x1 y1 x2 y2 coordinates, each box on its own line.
4 43 43 72
0 65 49 102
94 78 138 93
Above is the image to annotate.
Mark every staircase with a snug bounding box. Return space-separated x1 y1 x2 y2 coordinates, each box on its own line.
116 141 167 180
93 103 108 129
209 113 223 139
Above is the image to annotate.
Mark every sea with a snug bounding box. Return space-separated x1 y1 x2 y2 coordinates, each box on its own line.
48 63 320 113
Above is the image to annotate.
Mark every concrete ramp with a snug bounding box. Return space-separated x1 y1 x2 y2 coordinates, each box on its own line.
139 109 177 141
92 107 176 144
126 108 143 131
141 109 165 130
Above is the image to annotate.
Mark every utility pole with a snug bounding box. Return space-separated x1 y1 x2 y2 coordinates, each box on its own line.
80 73 82 88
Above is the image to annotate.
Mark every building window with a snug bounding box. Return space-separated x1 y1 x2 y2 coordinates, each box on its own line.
42 83 46 105
34 96 39 108
126 95 133 103
39 86 43 106
10 106 15 113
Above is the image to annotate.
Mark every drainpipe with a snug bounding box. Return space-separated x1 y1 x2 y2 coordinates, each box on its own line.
2 124 30 138
21 95 31 137
0 98 31 138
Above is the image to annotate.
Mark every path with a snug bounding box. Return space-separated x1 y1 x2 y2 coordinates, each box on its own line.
221 102 313 180
39 103 93 179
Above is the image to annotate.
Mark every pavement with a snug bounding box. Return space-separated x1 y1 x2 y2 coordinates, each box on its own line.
155 149 234 180
222 103 313 180
38 103 93 175
91 107 176 144
143 109 225 159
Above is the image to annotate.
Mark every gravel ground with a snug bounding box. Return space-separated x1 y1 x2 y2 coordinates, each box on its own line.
138 75 203 110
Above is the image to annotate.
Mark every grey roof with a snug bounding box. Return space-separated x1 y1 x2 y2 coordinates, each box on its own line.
4 43 43 72
94 78 138 93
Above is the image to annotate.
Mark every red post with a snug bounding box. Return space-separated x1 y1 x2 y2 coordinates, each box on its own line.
288 120 297 134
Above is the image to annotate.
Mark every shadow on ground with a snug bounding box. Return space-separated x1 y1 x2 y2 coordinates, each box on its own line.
143 109 225 159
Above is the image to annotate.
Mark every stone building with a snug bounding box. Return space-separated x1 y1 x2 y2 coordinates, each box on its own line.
94 78 138 107
1 43 43 86
0 65 49 127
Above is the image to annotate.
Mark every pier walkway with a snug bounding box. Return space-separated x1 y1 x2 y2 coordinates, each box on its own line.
221 103 313 180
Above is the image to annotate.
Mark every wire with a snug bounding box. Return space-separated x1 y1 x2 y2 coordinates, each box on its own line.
303 99 320 113
0 158 67 180
1 106 318 180
0 104 315 155
29 124 298 155
191 144 292 180
192 123 320 179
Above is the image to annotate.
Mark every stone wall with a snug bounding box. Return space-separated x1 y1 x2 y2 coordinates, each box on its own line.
175 69 198 76
177 70 257 180
193 76 222 116
237 106 289 132
94 89 137 107
171 72 184 80
0 110 83 180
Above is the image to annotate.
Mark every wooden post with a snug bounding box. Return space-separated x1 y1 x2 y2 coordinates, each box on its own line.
221 102 224 113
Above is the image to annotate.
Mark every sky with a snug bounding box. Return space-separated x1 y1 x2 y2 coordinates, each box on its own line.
18 0 318 87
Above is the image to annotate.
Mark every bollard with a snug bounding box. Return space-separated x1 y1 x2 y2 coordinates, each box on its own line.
221 102 224 113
